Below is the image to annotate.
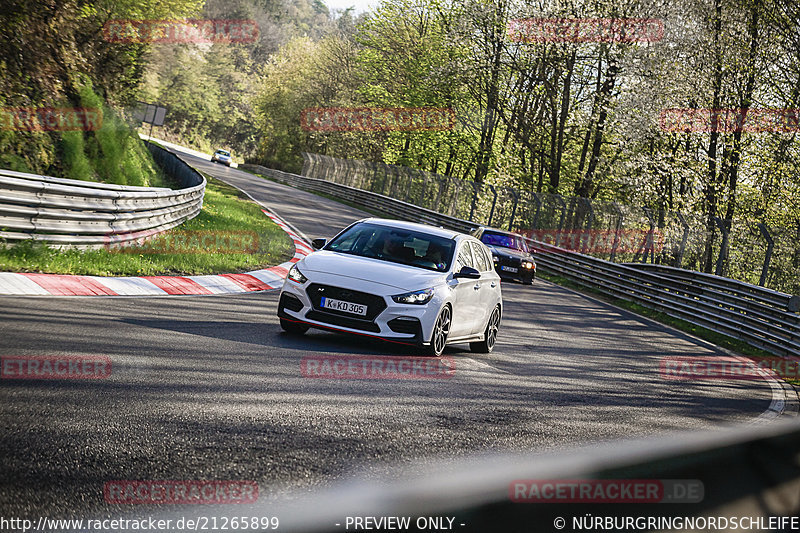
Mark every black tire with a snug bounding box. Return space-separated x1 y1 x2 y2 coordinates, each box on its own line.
280 318 308 335
470 306 501 354
523 278 533 286
424 305 451 357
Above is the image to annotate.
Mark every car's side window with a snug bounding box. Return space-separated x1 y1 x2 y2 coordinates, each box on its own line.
454 242 475 272
482 245 495 272
469 241 491 272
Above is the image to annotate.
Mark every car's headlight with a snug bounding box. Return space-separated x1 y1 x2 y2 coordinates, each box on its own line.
492 255 498 262
287 264 308 284
391 288 434 305
522 261 534 269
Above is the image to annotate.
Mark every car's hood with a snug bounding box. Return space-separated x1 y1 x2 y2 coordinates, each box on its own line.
299 251 448 291
489 245 532 260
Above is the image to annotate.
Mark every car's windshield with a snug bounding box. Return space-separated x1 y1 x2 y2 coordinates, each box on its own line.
481 231 529 253
326 222 455 272
216 150 230 156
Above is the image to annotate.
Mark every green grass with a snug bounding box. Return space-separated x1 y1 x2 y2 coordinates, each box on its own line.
0 176 294 276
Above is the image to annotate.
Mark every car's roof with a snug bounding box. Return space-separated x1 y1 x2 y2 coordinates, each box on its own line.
359 218 465 240
479 227 522 237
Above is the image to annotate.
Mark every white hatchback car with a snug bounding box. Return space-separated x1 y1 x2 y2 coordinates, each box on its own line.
277 218 503 356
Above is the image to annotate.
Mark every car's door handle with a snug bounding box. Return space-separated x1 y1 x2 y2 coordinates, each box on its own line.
490 282 497 288
473 284 480 290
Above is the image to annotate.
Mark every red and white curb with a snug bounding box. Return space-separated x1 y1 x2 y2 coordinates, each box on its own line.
0 209 312 296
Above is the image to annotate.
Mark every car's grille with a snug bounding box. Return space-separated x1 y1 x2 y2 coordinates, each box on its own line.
305 311 381 333
305 283 387 321
496 255 522 267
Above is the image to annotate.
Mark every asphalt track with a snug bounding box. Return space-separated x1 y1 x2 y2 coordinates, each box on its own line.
0 148 783 525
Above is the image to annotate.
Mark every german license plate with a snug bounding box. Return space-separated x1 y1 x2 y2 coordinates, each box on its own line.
501 265 518 273
321 297 367 316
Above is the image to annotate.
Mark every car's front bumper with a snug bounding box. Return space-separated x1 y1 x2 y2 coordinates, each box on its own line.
494 262 535 283
277 278 443 346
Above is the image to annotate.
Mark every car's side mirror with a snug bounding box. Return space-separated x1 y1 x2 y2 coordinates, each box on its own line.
311 238 327 250
454 266 481 280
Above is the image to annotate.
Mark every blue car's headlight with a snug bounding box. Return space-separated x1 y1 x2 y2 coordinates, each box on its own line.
391 288 434 305
287 264 308 284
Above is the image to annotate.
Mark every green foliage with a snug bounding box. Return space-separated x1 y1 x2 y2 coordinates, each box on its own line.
60 131 95 181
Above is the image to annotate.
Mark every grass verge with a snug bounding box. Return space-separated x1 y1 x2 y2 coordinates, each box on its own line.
0 176 294 276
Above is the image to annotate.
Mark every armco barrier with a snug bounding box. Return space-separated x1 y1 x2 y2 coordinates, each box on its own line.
241 162 799 360
0 141 204 248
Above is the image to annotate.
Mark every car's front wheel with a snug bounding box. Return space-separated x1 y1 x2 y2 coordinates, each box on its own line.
280 318 309 335
425 305 451 357
470 305 500 353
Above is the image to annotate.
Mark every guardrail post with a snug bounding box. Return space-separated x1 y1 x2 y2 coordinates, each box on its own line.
610 202 623 262
531 193 542 230
675 212 690 268
714 217 731 276
641 207 656 264
555 194 566 232
448 178 462 217
486 184 498 226
468 181 479 222
757 222 774 287
403 168 414 204
578 199 594 255
507 188 519 231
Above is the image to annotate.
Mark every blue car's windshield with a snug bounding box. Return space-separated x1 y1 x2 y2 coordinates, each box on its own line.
326 223 455 272
481 231 528 253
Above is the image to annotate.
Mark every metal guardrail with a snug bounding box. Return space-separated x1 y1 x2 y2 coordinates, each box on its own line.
0 142 204 248
242 162 799 361
531 242 800 359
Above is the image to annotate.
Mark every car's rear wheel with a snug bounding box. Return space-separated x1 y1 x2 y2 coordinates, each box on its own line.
425 305 451 357
280 318 309 335
470 305 500 353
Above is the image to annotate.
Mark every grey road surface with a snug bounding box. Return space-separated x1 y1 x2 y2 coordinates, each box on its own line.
0 148 781 526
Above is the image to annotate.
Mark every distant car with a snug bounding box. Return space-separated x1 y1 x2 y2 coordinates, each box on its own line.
211 149 232 166
277 218 503 356
472 227 536 285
